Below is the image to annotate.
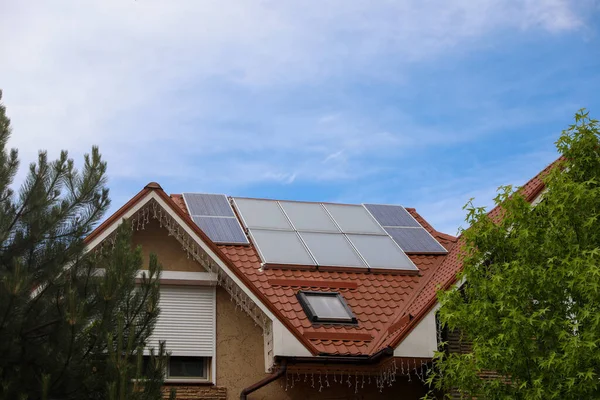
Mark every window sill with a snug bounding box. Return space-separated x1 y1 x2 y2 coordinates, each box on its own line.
164 378 213 385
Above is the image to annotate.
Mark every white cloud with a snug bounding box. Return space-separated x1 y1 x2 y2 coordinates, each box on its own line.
0 0 587 192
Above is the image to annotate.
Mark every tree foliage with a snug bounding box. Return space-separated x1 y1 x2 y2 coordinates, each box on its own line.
428 110 600 399
0 90 169 399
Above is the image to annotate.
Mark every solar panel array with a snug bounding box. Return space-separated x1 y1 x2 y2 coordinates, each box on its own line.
364 204 447 254
232 198 417 272
183 193 249 245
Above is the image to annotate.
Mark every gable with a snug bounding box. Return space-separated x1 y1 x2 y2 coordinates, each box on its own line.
132 218 205 273
86 185 313 364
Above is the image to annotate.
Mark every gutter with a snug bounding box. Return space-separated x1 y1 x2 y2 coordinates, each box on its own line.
239 348 393 399
278 346 394 365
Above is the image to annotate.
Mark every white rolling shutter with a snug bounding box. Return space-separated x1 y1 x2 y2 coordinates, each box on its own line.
147 285 215 357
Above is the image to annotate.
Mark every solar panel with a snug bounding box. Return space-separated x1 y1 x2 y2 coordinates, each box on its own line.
183 193 234 217
182 193 249 245
280 201 340 232
323 204 386 235
385 227 447 254
249 229 316 266
346 234 417 271
364 204 420 228
233 198 293 230
192 216 249 245
299 232 366 268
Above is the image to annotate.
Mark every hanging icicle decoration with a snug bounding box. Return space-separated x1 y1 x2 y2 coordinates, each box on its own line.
325 372 330 388
318 371 323 392
290 371 295 389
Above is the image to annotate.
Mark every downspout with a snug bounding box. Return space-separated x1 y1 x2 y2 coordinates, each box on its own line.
240 359 287 400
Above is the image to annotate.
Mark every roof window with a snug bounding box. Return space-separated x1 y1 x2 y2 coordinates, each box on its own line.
297 291 357 324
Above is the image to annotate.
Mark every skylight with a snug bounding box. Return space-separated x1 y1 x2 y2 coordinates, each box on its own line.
297 291 357 324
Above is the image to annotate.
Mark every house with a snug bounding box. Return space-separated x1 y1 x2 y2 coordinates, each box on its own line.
83 161 553 400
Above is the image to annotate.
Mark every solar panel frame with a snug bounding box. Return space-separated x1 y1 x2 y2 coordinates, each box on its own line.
248 229 316 267
182 193 235 217
279 201 340 233
364 203 448 254
191 216 249 245
232 198 293 231
323 204 386 235
346 234 418 271
363 204 421 228
385 227 447 254
298 232 366 268
182 193 250 245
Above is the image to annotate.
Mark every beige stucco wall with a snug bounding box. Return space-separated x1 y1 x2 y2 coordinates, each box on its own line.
132 219 202 272
132 219 428 400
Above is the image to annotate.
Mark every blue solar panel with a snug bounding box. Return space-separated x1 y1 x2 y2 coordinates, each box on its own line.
385 227 447 254
183 193 234 217
364 204 420 228
192 216 249 244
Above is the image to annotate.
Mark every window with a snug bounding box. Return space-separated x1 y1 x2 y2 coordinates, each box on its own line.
142 356 210 381
168 357 209 380
297 291 357 324
145 286 215 382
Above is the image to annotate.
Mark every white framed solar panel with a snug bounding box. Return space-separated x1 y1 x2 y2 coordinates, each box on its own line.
232 198 293 231
346 234 417 271
249 229 316 266
298 232 366 268
323 204 386 235
279 201 340 233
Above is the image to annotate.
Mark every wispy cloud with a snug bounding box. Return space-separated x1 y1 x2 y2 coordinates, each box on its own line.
0 0 597 232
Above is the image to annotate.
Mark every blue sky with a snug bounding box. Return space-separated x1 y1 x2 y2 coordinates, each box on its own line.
1 0 599 235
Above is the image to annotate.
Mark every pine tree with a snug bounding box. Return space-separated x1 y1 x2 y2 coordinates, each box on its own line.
428 110 600 399
0 90 169 399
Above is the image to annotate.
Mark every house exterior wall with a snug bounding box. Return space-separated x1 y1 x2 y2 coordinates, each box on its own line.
395 305 439 358
133 219 428 400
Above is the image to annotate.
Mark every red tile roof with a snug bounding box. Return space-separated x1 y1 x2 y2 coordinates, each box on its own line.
159 158 560 356
170 194 456 356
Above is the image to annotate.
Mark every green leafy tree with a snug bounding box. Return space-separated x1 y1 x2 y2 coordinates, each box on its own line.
428 110 600 399
0 90 170 400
